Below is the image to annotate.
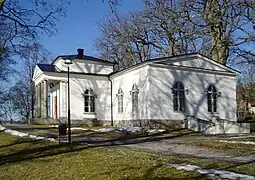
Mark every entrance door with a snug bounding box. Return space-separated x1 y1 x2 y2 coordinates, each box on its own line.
54 96 58 119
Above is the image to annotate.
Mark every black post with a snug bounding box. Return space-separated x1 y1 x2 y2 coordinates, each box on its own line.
67 66 71 143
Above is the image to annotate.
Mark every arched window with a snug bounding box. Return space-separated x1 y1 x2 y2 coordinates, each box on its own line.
207 85 217 113
131 84 139 112
84 89 95 113
117 88 124 113
172 81 185 112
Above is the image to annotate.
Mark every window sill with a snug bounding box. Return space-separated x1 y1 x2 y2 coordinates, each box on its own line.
173 110 186 113
209 112 219 116
83 112 96 115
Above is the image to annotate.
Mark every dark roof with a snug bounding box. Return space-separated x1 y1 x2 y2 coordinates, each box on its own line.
37 64 108 77
51 55 116 65
37 53 239 77
37 64 55 72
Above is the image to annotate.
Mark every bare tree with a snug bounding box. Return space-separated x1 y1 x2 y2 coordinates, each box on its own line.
182 0 255 65
0 0 68 84
237 66 255 115
97 0 255 67
20 43 49 119
96 0 212 68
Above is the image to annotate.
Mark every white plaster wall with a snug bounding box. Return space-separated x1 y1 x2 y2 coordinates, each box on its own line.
148 64 237 122
111 65 150 124
54 58 113 74
166 56 227 71
60 74 111 122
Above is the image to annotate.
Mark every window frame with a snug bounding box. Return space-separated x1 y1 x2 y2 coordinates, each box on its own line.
84 89 95 113
117 88 124 113
131 84 139 113
172 81 186 112
207 85 217 113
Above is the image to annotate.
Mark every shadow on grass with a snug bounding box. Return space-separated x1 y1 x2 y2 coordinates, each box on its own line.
0 138 45 149
0 129 195 166
72 128 197 145
1 128 254 178
126 163 209 180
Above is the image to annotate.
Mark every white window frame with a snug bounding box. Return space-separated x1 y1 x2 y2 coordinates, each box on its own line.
117 88 124 113
84 89 95 113
207 85 217 113
172 81 185 112
131 84 139 113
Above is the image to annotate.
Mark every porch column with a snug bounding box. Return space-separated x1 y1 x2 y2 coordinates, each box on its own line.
38 83 42 118
42 80 48 118
35 85 39 118
40 81 44 118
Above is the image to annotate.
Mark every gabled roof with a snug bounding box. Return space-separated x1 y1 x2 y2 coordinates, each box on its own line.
147 53 240 73
109 53 239 77
51 55 116 65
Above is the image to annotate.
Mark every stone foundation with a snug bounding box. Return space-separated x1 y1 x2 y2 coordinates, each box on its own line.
31 118 59 125
185 116 250 134
112 119 183 130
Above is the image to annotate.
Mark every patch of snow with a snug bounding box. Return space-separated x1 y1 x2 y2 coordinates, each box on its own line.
94 128 119 132
217 140 255 145
122 127 142 133
94 127 143 133
0 126 7 131
94 127 167 133
167 163 255 180
147 129 165 134
5 129 28 137
49 125 58 128
71 127 88 131
0 125 56 142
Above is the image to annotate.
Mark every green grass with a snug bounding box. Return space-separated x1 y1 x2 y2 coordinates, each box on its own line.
190 140 255 154
0 132 255 180
226 137 255 142
0 132 201 180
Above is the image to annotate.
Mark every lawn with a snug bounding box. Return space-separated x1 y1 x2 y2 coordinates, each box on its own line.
226 137 255 142
190 139 255 154
0 132 255 180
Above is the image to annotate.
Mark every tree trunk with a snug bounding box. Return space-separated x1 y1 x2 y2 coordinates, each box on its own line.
205 0 228 65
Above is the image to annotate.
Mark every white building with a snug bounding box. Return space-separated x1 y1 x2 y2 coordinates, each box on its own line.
32 49 250 134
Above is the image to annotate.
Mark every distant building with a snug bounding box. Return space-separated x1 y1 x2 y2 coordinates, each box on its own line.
32 49 250 134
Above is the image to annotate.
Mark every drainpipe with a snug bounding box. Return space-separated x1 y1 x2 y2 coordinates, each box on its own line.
108 76 113 126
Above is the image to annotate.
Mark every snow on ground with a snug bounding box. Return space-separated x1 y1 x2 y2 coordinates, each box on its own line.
71 127 88 131
49 125 165 134
147 129 165 134
167 163 255 180
94 127 165 134
217 140 255 145
49 125 58 128
0 125 56 142
94 127 142 133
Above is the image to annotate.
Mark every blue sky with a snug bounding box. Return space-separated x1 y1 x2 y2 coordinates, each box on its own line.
40 0 143 59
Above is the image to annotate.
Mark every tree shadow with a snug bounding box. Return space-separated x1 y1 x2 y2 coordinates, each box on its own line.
0 138 44 149
0 129 195 166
